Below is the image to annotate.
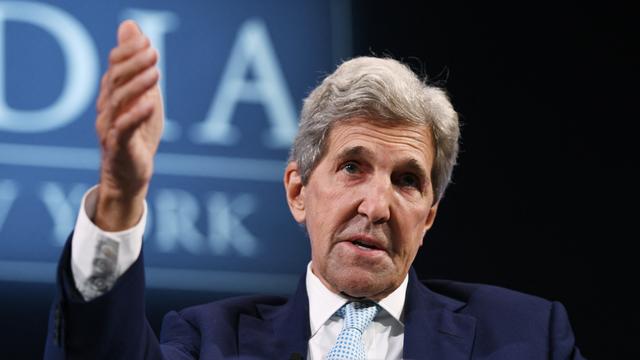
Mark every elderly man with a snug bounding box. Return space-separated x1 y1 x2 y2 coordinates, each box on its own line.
44 21 583 359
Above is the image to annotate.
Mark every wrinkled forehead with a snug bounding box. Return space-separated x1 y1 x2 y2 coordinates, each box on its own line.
323 117 436 168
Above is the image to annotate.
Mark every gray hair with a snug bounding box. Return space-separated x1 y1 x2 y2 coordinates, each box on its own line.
289 57 460 202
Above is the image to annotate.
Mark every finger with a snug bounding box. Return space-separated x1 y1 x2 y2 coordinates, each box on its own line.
108 46 157 89
113 99 154 145
96 72 109 113
109 35 149 65
96 111 111 149
110 66 159 116
118 20 142 46
96 73 113 145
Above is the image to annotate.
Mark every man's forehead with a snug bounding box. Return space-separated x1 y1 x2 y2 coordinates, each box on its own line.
326 119 435 162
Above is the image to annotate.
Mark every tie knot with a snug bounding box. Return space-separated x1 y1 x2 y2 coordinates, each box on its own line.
337 301 379 333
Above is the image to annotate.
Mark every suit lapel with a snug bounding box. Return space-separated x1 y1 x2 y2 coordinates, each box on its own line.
238 275 310 359
403 269 476 360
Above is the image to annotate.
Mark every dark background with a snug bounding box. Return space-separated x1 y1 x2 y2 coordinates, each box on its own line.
1 1 636 358
350 1 636 358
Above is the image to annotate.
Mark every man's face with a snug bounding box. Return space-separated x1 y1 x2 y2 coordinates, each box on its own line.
285 118 439 300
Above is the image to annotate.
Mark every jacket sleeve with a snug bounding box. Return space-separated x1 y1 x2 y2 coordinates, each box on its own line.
549 300 586 360
43 233 166 360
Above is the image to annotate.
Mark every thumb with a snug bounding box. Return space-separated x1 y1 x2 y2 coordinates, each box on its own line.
118 20 142 45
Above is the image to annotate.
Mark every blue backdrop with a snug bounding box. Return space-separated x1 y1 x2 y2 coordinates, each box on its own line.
0 0 351 294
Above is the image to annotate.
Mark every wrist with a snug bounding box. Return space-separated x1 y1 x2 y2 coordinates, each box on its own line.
94 184 147 231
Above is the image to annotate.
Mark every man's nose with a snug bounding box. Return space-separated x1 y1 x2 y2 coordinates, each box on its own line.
357 175 392 224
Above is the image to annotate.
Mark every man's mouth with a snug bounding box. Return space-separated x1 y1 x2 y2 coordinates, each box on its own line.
345 234 387 253
352 240 379 251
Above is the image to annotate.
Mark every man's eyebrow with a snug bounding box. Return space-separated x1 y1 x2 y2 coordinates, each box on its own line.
334 146 374 161
402 158 430 185
335 146 430 179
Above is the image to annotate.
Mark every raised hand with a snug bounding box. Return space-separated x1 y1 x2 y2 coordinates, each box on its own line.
94 20 164 231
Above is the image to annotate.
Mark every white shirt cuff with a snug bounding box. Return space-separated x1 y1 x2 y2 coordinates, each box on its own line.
70 185 147 301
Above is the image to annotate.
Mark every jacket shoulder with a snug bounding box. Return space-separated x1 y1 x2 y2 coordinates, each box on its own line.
159 294 289 355
420 279 582 358
177 294 288 324
424 279 553 310
423 279 556 331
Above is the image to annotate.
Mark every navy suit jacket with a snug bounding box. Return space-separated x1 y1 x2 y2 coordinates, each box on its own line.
44 238 584 359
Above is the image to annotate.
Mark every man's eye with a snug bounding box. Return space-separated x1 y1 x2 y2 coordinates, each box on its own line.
342 162 360 174
398 173 420 189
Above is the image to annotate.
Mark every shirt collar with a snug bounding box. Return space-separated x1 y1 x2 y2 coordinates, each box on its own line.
305 262 408 336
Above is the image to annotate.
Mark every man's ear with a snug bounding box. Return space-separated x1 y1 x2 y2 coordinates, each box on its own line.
284 161 306 223
420 202 439 246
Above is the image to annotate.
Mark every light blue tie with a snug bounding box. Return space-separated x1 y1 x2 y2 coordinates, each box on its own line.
325 301 379 360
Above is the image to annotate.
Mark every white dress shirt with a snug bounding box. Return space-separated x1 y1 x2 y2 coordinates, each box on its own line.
71 186 407 359
306 263 406 360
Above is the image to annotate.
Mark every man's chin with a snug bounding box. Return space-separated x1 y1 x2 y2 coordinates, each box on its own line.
329 268 395 300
